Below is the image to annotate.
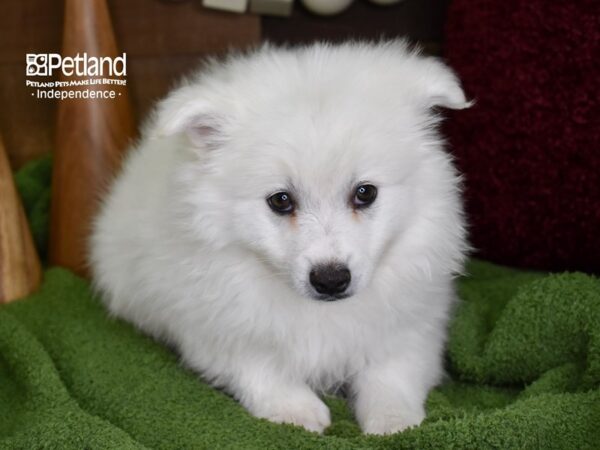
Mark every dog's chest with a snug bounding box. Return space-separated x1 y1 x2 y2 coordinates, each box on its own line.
276 301 401 385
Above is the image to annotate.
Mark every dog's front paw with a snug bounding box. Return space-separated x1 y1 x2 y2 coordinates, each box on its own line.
352 360 432 435
353 378 425 435
357 404 425 435
251 390 331 434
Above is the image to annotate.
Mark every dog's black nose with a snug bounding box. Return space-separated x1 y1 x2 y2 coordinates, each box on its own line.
309 264 351 297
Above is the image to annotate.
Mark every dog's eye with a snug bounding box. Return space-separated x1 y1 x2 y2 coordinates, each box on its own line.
352 184 377 208
267 192 295 215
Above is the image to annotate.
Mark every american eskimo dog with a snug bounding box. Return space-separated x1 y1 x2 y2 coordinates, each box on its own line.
90 41 470 435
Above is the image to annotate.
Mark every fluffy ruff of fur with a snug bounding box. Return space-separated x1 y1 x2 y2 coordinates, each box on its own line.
90 41 470 435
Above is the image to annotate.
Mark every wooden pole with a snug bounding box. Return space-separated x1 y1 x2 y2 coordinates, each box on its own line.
49 0 135 277
0 135 42 303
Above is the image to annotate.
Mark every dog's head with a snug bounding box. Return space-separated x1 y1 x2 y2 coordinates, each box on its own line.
156 42 471 301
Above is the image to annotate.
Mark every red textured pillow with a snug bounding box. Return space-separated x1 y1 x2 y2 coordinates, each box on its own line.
444 0 600 273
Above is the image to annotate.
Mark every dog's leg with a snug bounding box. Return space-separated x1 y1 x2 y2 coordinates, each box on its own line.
230 366 331 434
350 358 431 435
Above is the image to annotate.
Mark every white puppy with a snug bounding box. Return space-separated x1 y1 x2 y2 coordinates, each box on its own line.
90 41 470 435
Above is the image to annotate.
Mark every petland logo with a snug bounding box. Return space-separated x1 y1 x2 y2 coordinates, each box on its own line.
26 53 127 77
26 53 127 100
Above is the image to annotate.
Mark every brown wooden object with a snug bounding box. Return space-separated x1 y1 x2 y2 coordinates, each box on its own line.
49 0 135 277
0 134 42 303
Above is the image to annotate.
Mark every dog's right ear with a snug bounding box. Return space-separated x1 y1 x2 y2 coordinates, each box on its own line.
415 57 474 111
152 86 225 152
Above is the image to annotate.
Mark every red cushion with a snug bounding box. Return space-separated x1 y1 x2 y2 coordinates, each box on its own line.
444 0 600 273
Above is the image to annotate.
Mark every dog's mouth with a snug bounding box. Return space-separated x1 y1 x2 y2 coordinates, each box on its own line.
310 292 352 302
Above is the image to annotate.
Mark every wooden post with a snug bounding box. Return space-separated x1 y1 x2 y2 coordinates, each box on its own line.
0 135 42 303
49 0 135 277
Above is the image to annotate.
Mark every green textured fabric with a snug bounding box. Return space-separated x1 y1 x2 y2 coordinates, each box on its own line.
1 160 599 449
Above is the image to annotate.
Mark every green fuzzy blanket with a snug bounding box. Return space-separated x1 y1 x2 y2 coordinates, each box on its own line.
1 159 599 449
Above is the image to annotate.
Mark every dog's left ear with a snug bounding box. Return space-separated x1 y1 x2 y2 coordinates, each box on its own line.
415 57 473 110
152 85 226 152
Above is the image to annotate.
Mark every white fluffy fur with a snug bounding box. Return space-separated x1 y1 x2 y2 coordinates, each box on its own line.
90 41 470 435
